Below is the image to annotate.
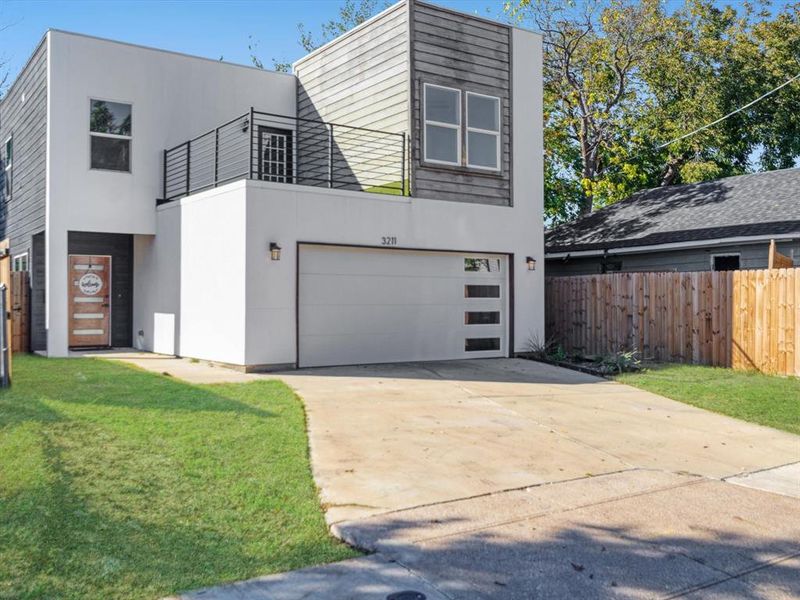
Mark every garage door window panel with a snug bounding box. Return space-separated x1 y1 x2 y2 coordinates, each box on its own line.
464 258 501 273
465 337 501 352
465 284 501 298
465 311 500 325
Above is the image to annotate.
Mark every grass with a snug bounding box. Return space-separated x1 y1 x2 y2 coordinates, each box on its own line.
365 179 410 196
616 364 800 435
0 355 358 600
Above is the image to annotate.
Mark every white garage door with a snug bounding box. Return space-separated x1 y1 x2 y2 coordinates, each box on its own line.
298 245 508 367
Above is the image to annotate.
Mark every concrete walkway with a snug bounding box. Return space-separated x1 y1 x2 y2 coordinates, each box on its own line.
96 353 800 598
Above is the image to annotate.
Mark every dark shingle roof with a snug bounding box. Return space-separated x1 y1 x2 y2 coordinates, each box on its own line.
545 168 800 254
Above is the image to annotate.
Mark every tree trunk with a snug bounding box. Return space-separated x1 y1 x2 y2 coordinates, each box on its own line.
660 158 682 187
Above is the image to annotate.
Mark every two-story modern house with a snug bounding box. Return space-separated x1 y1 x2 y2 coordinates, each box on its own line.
0 0 544 370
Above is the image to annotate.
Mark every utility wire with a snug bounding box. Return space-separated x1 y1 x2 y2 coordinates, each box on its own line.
657 71 800 149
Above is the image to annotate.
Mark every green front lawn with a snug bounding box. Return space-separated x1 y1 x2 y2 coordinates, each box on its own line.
0 356 357 600
616 364 800 435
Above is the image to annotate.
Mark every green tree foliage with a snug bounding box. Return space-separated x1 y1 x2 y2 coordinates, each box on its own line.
508 0 800 222
250 0 389 73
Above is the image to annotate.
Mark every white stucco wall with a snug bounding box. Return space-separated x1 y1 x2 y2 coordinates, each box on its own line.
45 31 296 355
132 26 544 368
46 26 544 363
143 172 544 367
512 28 545 350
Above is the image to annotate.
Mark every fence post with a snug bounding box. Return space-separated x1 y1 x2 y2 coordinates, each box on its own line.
0 283 9 388
248 107 255 180
162 149 167 201
327 124 334 188
214 126 220 187
401 133 407 196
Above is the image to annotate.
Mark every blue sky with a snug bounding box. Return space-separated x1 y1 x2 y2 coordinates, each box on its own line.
0 0 500 81
1 0 784 83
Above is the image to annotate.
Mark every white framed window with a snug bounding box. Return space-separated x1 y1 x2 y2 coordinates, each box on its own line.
12 252 28 272
89 99 132 172
423 83 461 166
3 135 12 200
466 92 500 171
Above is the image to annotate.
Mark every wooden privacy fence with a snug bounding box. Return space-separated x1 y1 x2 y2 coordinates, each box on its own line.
545 268 800 377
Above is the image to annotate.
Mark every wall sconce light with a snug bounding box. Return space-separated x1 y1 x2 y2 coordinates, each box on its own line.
269 242 282 261
242 118 250 133
526 256 536 271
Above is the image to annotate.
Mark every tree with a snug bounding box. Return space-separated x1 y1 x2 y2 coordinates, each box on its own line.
0 24 10 99
250 0 389 73
508 0 800 222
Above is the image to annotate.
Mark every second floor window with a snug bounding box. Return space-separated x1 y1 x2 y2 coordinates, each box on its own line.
423 84 502 172
423 84 461 166
466 92 500 171
90 99 132 172
3 136 12 200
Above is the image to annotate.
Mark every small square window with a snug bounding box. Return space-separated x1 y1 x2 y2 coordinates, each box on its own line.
3 136 12 200
12 253 28 272
90 100 132 136
712 255 740 271
91 136 131 172
425 85 460 125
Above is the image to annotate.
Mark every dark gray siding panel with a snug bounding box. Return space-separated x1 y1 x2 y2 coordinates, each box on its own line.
67 232 134 347
31 231 46 351
410 1 512 206
545 240 800 276
0 37 48 253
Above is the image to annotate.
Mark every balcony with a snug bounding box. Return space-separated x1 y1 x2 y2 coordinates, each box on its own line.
160 110 408 205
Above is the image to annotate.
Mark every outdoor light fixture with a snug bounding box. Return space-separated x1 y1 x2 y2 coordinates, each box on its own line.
269 242 282 261
242 118 250 133
526 256 536 271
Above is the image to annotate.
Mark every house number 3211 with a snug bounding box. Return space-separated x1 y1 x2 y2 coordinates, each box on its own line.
381 236 397 246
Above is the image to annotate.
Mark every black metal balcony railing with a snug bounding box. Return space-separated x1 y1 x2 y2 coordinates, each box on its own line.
160 109 407 204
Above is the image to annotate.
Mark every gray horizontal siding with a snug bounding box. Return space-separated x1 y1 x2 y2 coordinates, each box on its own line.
295 3 409 134
294 3 409 191
0 37 48 253
410 1 512 206
545 240 800 276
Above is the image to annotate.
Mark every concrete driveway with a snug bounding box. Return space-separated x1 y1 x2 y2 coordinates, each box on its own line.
275 358 799 524
120 355 799 599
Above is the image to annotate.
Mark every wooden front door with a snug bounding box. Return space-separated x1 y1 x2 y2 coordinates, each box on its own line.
68 255 111 348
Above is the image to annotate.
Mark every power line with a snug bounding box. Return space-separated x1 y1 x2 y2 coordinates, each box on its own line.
657 71 800 149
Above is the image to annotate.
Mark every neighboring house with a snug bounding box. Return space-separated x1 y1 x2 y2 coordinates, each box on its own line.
0 0 544 370
545 169 800 276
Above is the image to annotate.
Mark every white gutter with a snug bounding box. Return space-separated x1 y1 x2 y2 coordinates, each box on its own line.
545 232 800 259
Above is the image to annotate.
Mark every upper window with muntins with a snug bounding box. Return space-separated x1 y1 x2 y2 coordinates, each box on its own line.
423 84 461 166
423 84 501 172
90 99 132 172
466 92 500 171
